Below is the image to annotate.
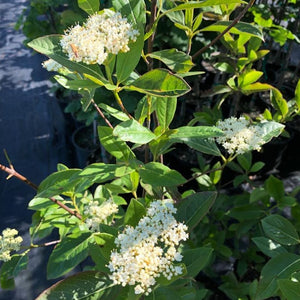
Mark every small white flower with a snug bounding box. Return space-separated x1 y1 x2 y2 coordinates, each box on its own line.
60 12 139 65
0 228 23 262
108 200 188 295
42 59 64 72
216 117 265 155
84 198 118 231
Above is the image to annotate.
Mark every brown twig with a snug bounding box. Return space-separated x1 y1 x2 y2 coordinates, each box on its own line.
147 0 157 70
0 163 82 220
192 0 256 60
91 99 114 129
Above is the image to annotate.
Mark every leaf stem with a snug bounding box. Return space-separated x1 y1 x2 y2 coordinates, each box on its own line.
113 91 133 119
192 0 256 60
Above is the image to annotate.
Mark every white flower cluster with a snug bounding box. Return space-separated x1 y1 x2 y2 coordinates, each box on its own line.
42 59 63 72
216 117 265 155
0 228 23 262
84 198 119 231
108 200 189 295
60 12 139 65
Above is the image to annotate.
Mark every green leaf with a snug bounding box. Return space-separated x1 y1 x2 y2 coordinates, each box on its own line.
36 271 113 300
124 199 146 227
54 75 100 91
165 0 245 12
240 82 273 95
265 175 285 201
177 192 217 230
252 237 287 258
255 254 300 300
183 247 213 277
77 0 99 15
270 88 289 117
250 187 269 203
37 169 81 198
139 162 186 187
295 79 300 109
98 103 129 121
261 215 300 245
98 126 135 161
47 232 94 279
0 254 28 289
112 0 146 25
181 137 221 156
170 126 223 139
238 70 263 87
27 35 108 85
278 279 300 300
148 49 194 73
125 69 191 97
256 121 285 144
237 152 252 171
201 21 263 40
250 162 265 173
116 27 144 83
28 197 58 211
156 97 177 130
113 119 156 144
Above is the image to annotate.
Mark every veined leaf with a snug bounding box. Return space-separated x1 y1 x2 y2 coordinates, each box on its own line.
170 126 223 139
124 199 146 227
148 49 194 73
77 0 99 15
125 69 191 97
36 271 113 300
139 162 186 187
156 97 177 130
113 119 156 144
278 279 300 300
47 232 94 279
201 21 263 40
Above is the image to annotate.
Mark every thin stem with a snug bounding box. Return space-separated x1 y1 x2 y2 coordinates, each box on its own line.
113 91 133 119
91 99 113 129
192 0 256 60
0 163 82 220
147 0 157 69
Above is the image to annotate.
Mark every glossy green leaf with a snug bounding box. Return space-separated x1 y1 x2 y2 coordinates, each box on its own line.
181 137 221 156
262 214 300 245
77 0 99 15
37 169 81 198
112 0 146 25
177 192 217 230
183 247 213 277
125 69 191 97
98 103 129 121
240 82 273 95
265 175 284 201
139 162 186 187
165 0 245 12
124 199 146 227
37 271 113 300
113 119 156 144
0 254 28 289
255 254 300 300
278 279 300 300
27 35 108 85
201 21 263 40
252 237 287 258
156 97 177 130
250 187 269 203
271 88 289 117
295 79 300 109
170 126 223 139
28 197 59 211
98 126 135 161
148 49 194 73
250 162 265 173
256 121 285 144
54 75 100 91
238 70 263 87
237 152 252 171
116 27 144 83
47 232 93 279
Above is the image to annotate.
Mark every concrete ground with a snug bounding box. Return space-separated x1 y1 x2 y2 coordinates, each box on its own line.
0 0 72 298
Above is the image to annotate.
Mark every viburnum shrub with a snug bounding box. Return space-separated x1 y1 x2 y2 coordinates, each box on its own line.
1 0 300 299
